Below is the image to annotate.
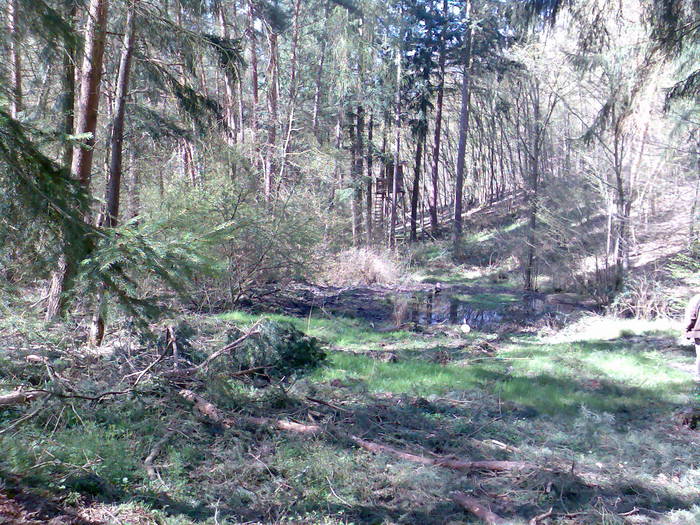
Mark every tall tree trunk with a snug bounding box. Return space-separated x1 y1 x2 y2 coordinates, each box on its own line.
7 0 22 118
90 3 137 346
264 30 279 199
218 5 237 146
312 4 330 140
410 135 423 242
46 0 109 322
524 82 541 291
71 0 109 191
247 0 260 169
353 106 365 245
366 112 374 244
389 47 402 249
452 0 472 259
60 0 77 168
279 0 302 182
429 0 448 235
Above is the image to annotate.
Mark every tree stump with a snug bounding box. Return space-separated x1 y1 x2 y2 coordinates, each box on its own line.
677 407 700 429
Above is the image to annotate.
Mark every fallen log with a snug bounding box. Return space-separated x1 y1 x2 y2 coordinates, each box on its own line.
351 436 531 472
452 493 508 525
178 389 321 435
0 390 46 407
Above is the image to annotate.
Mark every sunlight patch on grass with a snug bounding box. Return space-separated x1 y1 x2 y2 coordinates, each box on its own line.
549 315 680 343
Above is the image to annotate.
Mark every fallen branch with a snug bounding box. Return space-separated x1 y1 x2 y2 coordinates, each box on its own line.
246 415 322 434
351 436 531 472
453 493 508 525
144 430 174 481
529 507 553 524
178 389 321 435
0 390 46 407
305 396 349 412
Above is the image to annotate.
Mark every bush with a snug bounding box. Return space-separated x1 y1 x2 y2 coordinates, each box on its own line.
320 247 406 286
608 273 681 319
225 319 326 378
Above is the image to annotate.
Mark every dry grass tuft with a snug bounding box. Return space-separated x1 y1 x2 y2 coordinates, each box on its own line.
321 248 408 286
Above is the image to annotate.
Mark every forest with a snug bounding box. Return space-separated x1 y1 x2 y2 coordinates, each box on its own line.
0 0 699 523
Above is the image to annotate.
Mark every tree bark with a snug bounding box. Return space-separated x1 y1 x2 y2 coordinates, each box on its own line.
89 2 137 346
390 45 402 249
429 0 448 235
46 0 108 322
366 112 374 244
410 135 423 242
7 0 22 118
71 0 109 192
452 0 472 260
279 0 302 182
524 81 541 291
264 29 280 199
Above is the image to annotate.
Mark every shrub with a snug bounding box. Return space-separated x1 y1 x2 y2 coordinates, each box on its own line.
608 273 681 319
320 247 406 286
225 319 326 378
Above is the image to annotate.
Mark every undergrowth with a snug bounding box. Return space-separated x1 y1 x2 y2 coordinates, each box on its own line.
1 296 700 524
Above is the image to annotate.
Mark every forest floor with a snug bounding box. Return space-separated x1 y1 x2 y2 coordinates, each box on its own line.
2 262 700 525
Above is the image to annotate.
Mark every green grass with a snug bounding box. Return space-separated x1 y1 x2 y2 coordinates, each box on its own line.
451 291 520 309
3 304 700 524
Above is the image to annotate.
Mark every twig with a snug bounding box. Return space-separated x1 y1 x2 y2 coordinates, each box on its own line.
305 396 349 412
529 507 553 524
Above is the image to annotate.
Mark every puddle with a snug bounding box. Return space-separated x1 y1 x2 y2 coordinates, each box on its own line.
391 290 552 329
392 292 502 329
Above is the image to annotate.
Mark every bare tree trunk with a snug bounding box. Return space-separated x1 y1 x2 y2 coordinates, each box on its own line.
429 0 448 235
366 112 374 244
7 0 22 118
312 3 331 140
279 0 302 182
103 5 136 227
46 0 109 322
389 46 402 249
218 5 237 146
71 0 109 192
247 0 260 168
353 106 365 245
524 82 541 291
452 0 472 259
410 135 423 242
264 29 279 199
60 0 77 169
90 1 137 346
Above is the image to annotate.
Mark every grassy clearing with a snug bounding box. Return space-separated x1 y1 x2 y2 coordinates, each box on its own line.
2 301 700 524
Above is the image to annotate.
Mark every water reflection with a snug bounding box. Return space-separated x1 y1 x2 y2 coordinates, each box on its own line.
393 291 505 329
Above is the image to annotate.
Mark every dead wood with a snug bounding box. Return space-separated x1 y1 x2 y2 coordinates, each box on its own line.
351 436 532 472
144 430 174 480
452 493 508 525
178 389 321 435
0 390 46 407
677 407 700 429
305 396 349 412
529 507 553 524
246 416 322 434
